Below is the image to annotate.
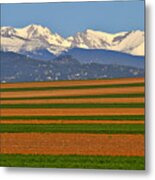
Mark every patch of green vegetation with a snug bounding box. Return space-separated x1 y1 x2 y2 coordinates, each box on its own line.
0 154 145 170
0 82 144 92
0 115 144 120
0 93 144 100
0 124 144 134
0 103 144 109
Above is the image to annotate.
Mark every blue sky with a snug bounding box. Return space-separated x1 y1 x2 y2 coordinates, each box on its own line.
1 0 144 37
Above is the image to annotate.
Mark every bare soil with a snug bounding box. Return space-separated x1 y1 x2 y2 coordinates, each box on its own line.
1 108 144 116
1 133 144 156
1 97 144 104
1 87 144 98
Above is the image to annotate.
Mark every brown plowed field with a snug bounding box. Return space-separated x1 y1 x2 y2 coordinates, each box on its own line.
1 108 144 116
0 120 144 124
1 97 144 104
1 86 144 98
1 77 144 89
1 133 144 156
1 78 145 163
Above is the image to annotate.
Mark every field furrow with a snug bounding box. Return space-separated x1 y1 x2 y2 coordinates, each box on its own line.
0 77 145 169
1 97 144 104
1 108 144 116
1 86 144 98
1 133 144 156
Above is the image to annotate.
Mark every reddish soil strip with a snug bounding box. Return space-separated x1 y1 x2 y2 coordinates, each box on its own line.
1 87 144 98
1 120 144 124
1 77 144 89
1 108 144 116
1 133 144 156
1 97 144 105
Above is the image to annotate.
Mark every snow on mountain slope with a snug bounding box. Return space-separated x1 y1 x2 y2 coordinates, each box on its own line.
0 24 144 56
111 30 144 56
68 29 144 56
1 25 71 55
130 42 144 56
67 29 126 49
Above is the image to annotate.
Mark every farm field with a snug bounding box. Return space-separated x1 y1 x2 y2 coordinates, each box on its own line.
0 77 145 169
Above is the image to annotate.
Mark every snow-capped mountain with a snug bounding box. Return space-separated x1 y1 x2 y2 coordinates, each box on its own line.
1 24 71 55
67 29 144 56
0 24 144 56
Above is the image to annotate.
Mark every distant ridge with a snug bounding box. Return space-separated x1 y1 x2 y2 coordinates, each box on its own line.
0 51 144 83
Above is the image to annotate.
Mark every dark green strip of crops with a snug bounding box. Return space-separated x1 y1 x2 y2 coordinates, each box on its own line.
0 115 144 120
0 82 144 92
0 124 144 134
0 93 145 100
0 154 145 170
0 103 144 109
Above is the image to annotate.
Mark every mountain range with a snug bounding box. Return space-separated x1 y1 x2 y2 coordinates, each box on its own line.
0 24 145 82
1 52 144 83
1 24 144 57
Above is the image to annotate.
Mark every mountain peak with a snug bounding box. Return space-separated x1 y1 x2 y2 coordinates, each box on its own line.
23 24 52 33
0 24 144 56
85 29 95 33
20 24 53 39
85 29 113 36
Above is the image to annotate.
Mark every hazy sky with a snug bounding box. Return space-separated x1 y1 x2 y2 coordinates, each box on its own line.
1 0 144 37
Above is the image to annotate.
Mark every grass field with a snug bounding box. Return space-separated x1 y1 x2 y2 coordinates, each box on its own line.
0 154 145 170
0 124 144 133
0 77 145 169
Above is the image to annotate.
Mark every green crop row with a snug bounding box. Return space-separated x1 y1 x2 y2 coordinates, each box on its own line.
0 115 144 120
0 103 145 109
0 154 145 170
0 124 144 134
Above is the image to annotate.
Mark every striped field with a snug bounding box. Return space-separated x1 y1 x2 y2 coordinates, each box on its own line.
0 77 145 170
